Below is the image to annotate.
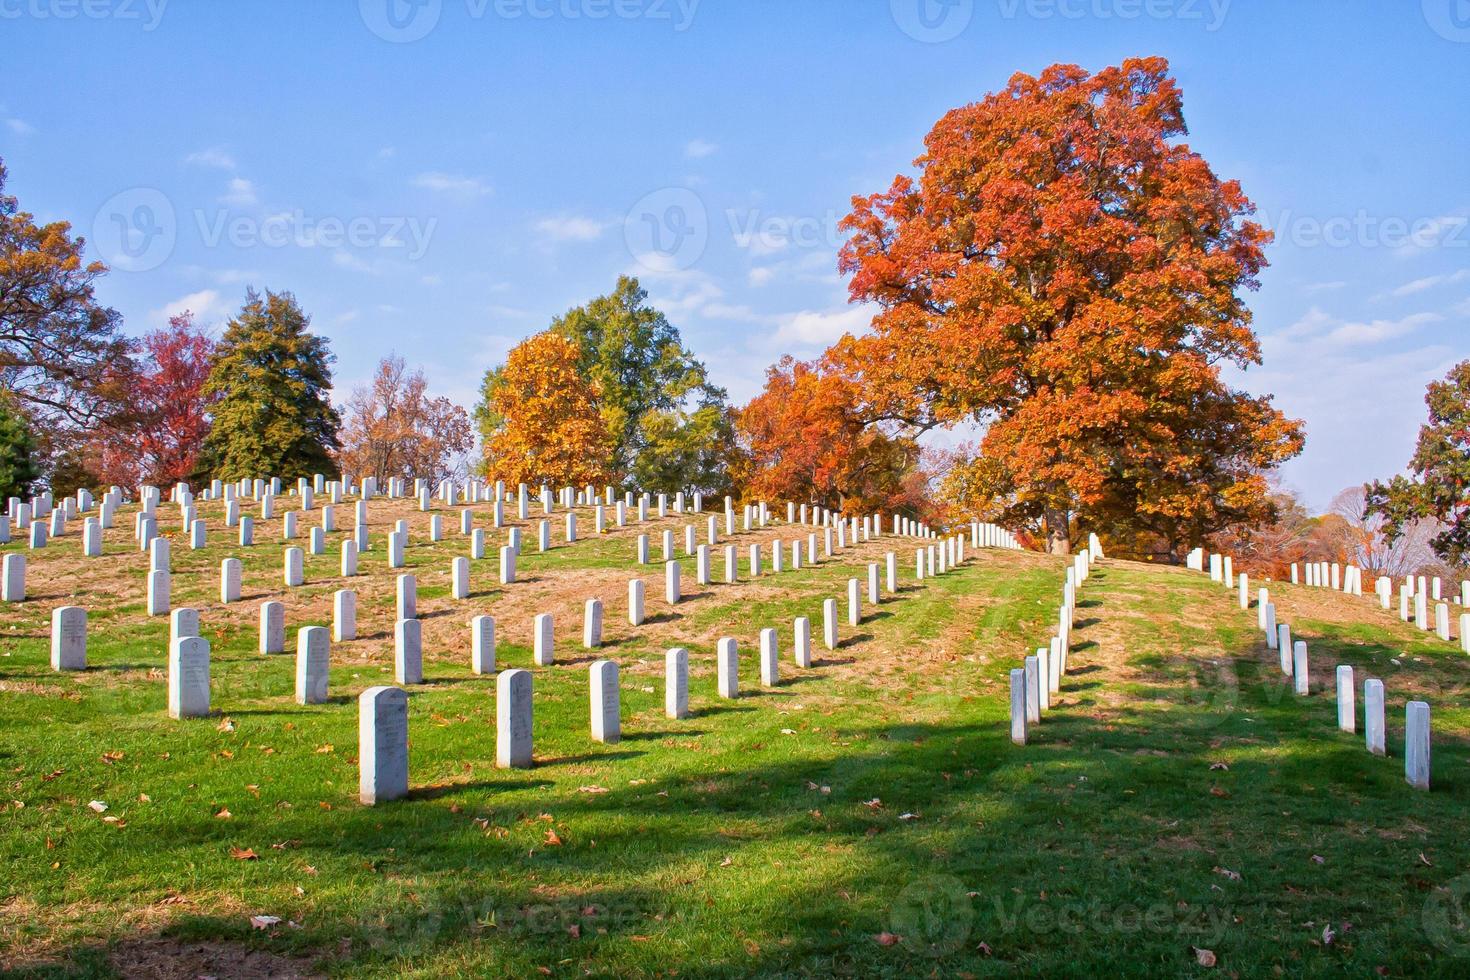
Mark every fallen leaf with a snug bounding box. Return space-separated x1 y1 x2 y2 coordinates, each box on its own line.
863 798 883 809
719 856 733 867
229 846 259 861
875 932 900 946
215 808 232 820
898 813 920 821
1213 866 1241 881
101 751 125 765
87 800 108 813
249 915 280 930
1322 924 1336 946
544 829 562 846
1208 761 1229 771
1311 855 1325 864
578 786 609 794
1193 946 1216 967
217 718 236 733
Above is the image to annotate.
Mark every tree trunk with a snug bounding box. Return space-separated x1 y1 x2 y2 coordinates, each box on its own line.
1045 508 1071 556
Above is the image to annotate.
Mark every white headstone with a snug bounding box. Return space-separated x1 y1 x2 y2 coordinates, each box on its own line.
822 597 838 650
170 607 199 645
496 668 533 768
1009 668 1027 745
665 647 689 719
628 579 645 626
471 614 496 674
534 612 554 666
1336 665 1355 732
759 627 779 686
259 600 285 654
794 616 812 668
397 573 417 621
147 569 171 617
50 606 86 670
395 618 423 684
168 636 210 719
1406 701 1431 790
296 626 330 704
717 637 739 698
583 598 603 648
499 545 516 585
1365 678 1386 756
1 553 24 602
589 659 620 743
358 686 409 804
665 560 681 604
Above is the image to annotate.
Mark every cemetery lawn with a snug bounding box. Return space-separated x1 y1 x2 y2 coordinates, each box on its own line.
3 506 1470 977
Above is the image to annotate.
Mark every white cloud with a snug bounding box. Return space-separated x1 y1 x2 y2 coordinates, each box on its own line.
533 215 606 243
772 306 873 347
184 147 236 169
5 118 35 136
412 172 492 197
748 267 776 287
1270 307 1440 347
149 289 227 325
1325 312 1441 346
220 177 257 207
684 139 718 159
1302 280 1347 293
1387 269 1470 298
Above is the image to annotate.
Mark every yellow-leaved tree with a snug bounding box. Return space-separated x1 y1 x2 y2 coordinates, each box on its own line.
477 331 614 487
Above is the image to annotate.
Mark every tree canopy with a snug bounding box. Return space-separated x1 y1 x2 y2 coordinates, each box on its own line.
198 289 342 482
834 57 1302 554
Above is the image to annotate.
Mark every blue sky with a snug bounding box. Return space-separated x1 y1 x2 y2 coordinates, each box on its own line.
3 0 1468 510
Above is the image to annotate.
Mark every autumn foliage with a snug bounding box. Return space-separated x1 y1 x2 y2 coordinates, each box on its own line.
479 331 614 488
337 355 473 486
735 355 918 516
835 57 1303 554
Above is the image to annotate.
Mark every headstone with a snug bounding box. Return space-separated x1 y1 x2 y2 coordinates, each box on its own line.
583 598 603 648
170 607 199 645
259 601 285 654
1365 679 1386 756
499 546 516 585
397 573 417 621
628 579 645 626
50 606 86 670
395 619 423 684
1406 701 1431 790
1 553 24 602
1336 665 1355 732
147 569 171 616
534 612 554 666
284 546 304 587
295 626 330 704
589 660 620 743
1024 655 1041 723
847 578 861 626
496 669 533 768
665 560 681 604
335 589 357 642
1292 641 1309 694
794 616 812 668
1010 668 1027 745
342 539 359 576
472 614 496 674
452 557 470 600
168 636 210 719
238 516 253 546
822 597 838 650
886 552 897 593
358 686 409 804
665 647 689 719
760 627 779 686
717 637 739 698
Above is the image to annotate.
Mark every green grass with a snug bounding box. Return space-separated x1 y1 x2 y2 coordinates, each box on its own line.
3 500 1470 977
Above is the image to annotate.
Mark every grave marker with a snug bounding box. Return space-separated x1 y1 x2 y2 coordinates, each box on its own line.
358 686 409 804
395 619 423 684
590 660 620 743
50 606 86 670
496 669 533 768
472 615 496 674
295 626 330 704
168 636 210 719
717 637 739 698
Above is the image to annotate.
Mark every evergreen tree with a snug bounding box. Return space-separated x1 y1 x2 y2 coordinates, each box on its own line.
199 289 342 481
0 397 39 501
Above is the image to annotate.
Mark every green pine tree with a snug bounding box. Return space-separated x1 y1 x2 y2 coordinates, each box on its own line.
0 398 39 501
199 289 342 482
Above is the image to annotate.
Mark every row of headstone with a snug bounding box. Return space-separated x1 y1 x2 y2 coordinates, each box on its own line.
1010 544 1098 745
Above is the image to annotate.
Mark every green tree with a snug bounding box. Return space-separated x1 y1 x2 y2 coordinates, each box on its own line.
632 403 738 497
1367 360 1470 568
199 289 342 482
0 398 39 501
549 276 727 484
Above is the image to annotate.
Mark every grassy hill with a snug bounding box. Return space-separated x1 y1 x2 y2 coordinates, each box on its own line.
1 496 1467 977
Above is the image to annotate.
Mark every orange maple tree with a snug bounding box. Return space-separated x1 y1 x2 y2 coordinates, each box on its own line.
478 331 614 487
836 57 1303 554
734 355 917 515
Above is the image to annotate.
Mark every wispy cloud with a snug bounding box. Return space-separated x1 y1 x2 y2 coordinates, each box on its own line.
184 147 236 169
1384 269 1470 298
412 172 492 197
684 139 718 159
149 289 227 325
4 118 35 136
533 215 606 243
220 177 257 207
772 306 873 347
